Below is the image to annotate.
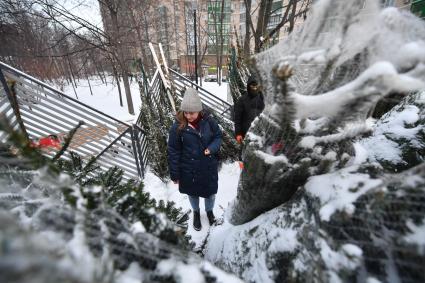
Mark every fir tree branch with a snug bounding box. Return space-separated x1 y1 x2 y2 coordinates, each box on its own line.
52 121 84 162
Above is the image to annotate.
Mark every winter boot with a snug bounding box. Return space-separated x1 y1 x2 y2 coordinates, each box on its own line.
207 211 215 226
193 211 202 231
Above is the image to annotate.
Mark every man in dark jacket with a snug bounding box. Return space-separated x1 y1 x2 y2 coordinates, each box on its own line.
234 75 265 143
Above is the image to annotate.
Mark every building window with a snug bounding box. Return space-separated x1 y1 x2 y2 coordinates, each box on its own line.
207 0 231 54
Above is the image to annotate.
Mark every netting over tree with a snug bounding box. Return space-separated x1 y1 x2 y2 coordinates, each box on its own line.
0 117 243 283
228 46 250 104
207 1 425 282
231 0 425 225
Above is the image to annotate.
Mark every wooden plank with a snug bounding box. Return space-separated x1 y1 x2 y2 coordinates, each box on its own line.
149 43 176 112
20 108 116 151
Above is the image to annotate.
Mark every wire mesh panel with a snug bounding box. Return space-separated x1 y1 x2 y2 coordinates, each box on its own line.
0 167 236 283
0 62 147 181
147 71 164 112
168 68 233 121
132 125 149 172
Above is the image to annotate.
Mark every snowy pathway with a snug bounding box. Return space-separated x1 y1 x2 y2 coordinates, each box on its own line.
63 78 238 249
143 162 241 249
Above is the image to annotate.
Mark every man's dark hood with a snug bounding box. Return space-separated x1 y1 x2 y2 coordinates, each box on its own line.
246 75 258 88
246 74 261 97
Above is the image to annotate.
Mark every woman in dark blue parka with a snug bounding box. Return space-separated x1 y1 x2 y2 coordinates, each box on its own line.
168 87 222 231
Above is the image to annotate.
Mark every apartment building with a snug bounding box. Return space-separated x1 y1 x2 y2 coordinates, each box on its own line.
99 0 308 76
100 0 233 76
180 0 232 76
100 0 421 76
100 0 187 73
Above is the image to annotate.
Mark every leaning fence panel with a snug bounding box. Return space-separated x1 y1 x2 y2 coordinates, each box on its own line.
0 61 148 181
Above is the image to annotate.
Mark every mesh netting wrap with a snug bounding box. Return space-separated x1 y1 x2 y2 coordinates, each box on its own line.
0 164 242 283
209 161 425 282
216 0 425 282
230 0 425 225
255 1 425 103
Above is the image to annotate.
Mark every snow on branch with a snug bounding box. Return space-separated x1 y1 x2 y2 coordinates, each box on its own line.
291 61 425 120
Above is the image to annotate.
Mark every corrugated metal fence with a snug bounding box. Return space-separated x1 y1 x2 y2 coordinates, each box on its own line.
0 61 147 181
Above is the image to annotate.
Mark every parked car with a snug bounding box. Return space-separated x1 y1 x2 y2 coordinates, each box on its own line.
182 73 197 81
205 74 217 82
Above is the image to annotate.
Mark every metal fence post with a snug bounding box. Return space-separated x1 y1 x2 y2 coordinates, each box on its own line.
0 66 29 140
130 125 143 178
137 130 146 176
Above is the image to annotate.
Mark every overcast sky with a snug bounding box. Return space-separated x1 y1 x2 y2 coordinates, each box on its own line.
60 0 103 29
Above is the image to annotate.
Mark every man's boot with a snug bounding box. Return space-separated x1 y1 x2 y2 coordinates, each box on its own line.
193 211 201 231
207 211 215 226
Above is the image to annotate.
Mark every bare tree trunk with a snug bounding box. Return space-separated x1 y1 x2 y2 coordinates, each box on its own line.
83 62 93 96
288 0 298 33
121 68 134 113
66 55 78 99
243 0 252 58
217 0 226 86
211 1 220 83
106 1 135 114
92 53 106 84
197 13 204 87
126 1 149 69
254 0 273 53
243 0 311 54
112 63 123 107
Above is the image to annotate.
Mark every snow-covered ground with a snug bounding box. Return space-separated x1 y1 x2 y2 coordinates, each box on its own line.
63 76 239 249
62 78 141 122
62 77 229 122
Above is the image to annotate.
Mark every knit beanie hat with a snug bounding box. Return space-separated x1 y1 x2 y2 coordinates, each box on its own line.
180 87 203 112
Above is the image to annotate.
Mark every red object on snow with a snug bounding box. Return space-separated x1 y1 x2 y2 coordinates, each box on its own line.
37 135 62 149
271 142 284 155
